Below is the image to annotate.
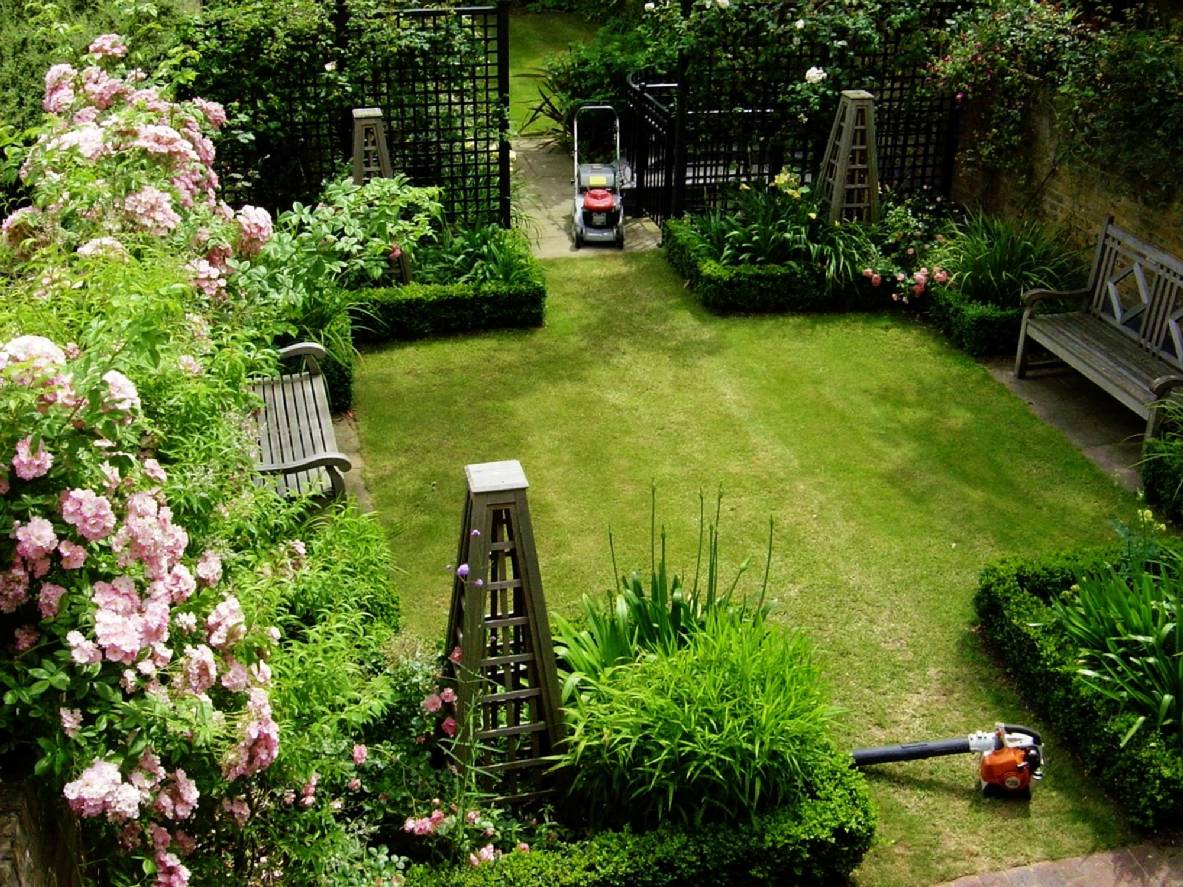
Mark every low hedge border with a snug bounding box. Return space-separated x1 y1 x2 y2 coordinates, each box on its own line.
350 270 547 345
927 285 1021 357
974 548 1183 830
663 219 833 314
1142 436 1183 524
405 754 874 886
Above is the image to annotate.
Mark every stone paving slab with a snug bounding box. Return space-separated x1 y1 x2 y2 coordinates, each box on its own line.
982 355 1143 491
937 842 1183 887
514 135 661 259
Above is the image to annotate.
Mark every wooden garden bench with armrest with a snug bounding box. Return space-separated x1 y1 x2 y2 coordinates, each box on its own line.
250 342 352 499
1014 216 1183 439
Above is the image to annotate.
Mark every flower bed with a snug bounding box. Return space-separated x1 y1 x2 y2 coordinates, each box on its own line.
404 754 874 887
975 547 1183 830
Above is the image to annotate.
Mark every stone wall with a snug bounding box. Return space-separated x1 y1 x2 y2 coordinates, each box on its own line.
950 95 1183 258
0 780 82 887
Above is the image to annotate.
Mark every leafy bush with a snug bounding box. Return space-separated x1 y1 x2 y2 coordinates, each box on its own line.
1142 435 1183 525
975 544 1183 830
405 751 874 887
415 226 539 288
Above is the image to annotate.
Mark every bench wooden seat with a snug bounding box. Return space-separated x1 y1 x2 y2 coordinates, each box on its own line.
1015 216 1183 438
251 342 352 499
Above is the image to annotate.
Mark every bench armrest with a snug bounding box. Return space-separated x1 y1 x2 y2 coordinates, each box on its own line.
276 342 327 375
1152 375 1183 397
257 451 353 475
1021 287 1089 310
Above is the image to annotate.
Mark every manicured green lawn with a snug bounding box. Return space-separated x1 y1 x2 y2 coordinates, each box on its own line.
508 10 597 133
355 253 1135 887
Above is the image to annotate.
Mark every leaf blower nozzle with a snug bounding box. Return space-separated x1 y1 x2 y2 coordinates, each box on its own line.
852 723 1044 797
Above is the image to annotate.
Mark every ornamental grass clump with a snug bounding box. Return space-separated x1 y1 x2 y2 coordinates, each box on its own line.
1052 545 1183 751
556 609 839 828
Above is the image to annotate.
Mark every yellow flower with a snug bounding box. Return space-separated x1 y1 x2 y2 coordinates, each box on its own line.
808 211 817 220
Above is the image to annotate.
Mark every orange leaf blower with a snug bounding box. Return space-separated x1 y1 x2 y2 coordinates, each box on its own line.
852 723 1044 797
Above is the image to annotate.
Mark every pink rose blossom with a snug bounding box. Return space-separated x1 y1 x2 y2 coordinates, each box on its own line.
225 688 279 779
449 646 462 664
63 759 141 822
78 236 128 260
177 354 202 375
60 707 82 738
440 687 456 704
235 206 272 256
80 67 123 110
220 657 249 692
205 594 244 648
101 369 140 413
195 550 222 586
61 489 116 540
174 612 197 633
352 744 368 765
0 567 29 613
154 850 190 887
124 186 180 235
155 770 199 821
87 34 128 59
143 458 167 484
221 795 250 826
39 582 66 618
58 539 86 569
182 644 217 693
14 625 39 652
67 629 102 664
43 64 76 113
422 693 443 714
300 772 319 808
12 437 53 480
441 716 458 737
249 660 271 686
15 516 58 560
192 98 227 129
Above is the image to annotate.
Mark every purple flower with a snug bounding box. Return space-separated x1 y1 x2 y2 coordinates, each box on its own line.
455 563 469 579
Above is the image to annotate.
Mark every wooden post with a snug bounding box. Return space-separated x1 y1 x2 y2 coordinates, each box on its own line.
443 460 564 804
816 90 880 223
351 108 393 185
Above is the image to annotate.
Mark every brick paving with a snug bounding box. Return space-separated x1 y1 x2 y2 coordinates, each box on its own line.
938 842 1183 887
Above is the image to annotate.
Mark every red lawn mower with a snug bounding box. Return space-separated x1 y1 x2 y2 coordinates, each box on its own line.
571 104 625 249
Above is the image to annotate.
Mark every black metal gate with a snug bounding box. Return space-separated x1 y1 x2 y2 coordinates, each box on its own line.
626 5 961 227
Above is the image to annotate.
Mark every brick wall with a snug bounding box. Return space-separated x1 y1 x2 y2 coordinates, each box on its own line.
950 94 1183 258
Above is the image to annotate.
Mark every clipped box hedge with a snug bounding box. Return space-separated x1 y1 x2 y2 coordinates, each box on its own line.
663 219 833 314
405 754 874 887
926 285 1022 357
1141 436 1183 524
350 272 547 345
975 549 1183 830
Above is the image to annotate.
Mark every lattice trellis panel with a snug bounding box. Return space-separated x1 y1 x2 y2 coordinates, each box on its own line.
352 108 393 184
443 461 564 804
817 90 880 223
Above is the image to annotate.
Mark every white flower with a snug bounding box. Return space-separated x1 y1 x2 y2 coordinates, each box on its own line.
324 61 337 72
716 0 730 7
795 18 806 29
805 66 827 84
644 1 655 10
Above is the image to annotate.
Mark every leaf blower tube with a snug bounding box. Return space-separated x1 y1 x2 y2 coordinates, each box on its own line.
852 724 1044 796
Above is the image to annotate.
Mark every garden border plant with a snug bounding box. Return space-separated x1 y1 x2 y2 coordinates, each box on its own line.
975 546 1183 830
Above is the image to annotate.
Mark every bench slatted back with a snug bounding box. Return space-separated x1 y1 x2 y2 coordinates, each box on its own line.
1087 217 1183 371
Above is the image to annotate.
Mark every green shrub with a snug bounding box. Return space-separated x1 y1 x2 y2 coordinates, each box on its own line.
558 611 839 828
414 226 539 288
405 751 874 887
351 273 547 344
975 548 1183 829
926 283 1022 356
663 219 831 314
928 213 1082 310
1142 436 1183 525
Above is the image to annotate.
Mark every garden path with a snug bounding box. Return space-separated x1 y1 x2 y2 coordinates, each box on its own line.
982 357 1142 492
513 134 661 259
937 841 1183 887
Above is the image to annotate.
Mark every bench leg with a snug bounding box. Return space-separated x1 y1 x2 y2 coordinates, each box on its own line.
1014 315 1031 378
1146 404 1166 441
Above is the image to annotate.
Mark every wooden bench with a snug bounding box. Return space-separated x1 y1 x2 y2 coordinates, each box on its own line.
251 342 352 498
1015 216 1183 438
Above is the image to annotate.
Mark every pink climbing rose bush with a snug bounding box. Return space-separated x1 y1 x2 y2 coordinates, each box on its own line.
0 334 278 886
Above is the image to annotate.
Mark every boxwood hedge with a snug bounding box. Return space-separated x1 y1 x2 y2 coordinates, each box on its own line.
663 219 832 315
926 284 1022 357
975 548 1183 830
405 753 874 887
350 276 547 345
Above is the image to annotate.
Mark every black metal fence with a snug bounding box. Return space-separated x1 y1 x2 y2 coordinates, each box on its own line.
213 4 510 226
626 4 962 226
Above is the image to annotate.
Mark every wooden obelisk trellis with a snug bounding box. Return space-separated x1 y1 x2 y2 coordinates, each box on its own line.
816 90 880 223
443 460 564 804
351 107 393 185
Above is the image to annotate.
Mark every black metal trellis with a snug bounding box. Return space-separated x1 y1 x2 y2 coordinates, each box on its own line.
212 4 510 226
626 3 964 227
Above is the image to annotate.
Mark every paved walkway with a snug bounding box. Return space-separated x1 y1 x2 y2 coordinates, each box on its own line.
513 135 661 259
937 841 1183 887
